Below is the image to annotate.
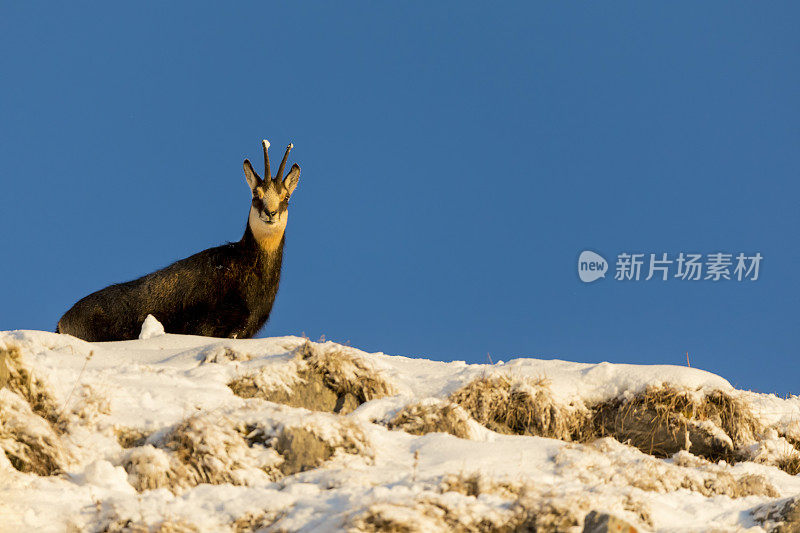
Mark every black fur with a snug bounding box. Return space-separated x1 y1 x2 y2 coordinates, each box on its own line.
57 224 285 342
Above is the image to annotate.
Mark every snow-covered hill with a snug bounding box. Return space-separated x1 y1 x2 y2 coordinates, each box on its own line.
2 328 800 532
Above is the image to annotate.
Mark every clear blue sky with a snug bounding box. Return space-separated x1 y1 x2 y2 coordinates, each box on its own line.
1 3 797 394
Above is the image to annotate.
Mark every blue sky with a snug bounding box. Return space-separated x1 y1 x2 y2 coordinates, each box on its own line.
1 3 797 394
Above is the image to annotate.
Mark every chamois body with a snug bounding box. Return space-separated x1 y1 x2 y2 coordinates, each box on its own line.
57 140 300 342
57 229 284 341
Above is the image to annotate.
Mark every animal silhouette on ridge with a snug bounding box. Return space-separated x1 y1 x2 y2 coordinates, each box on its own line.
57 140 300 341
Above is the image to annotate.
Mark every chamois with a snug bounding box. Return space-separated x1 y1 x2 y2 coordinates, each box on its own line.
57 140 300 341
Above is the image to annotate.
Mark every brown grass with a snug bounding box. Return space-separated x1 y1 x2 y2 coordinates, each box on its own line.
101 517 200 533
0 389 69 475
230 367 341 413
123 412 369 492
124 444 178 491
1 343 61 426
165 416 281 485
439 471 651 529
450 374 763 465
450 375 592 441
123 415 282 493
777 433 800 475
592 386 761 461
275 426 338 475
439 472 521 499
348 498 507 532
230 341 395 414
0 347 9 389
776 453 800 476
351 471 654 533
505 497 590 533
297 342 395 403
0 343 70 475
557 438 778 499
231 511 281 533
276 421 369 476
388 402 474 439
348 490 594 533
115 427 150 449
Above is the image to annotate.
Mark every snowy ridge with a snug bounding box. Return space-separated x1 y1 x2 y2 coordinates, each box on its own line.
2 329 800 532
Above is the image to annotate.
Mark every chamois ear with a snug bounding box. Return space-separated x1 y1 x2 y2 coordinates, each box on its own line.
283 164 300 196
243 159 260 191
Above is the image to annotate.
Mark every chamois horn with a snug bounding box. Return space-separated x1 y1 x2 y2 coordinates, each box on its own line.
276 143 294 183
262 139 271 181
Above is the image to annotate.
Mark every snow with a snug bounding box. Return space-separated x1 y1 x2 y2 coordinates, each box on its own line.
2 329 800 532
138 314 165 339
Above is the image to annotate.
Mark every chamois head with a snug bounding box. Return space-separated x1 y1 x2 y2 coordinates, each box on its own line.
243 140 300 249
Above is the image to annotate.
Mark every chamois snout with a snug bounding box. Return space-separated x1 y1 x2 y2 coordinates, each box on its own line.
262 209 279 223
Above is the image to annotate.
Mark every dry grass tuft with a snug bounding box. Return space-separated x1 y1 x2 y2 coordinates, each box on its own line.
451 375 764 466
101 517 200 533
0 347 10 389
275 426 336 476
439 472 521 499
230 366 342 413
388 401 474 440
231 511 281 533
1 343 61 426
443 472 601 529
348 490 594 533
230 341 395 414
0 389 69 475
123 444 177 491
115 427 150 449
276 420 369 476
123 415 282 493
123 412 368 492
165 415 280 485
297 341 396 404
0 343 109 476
348 497 505 533
556 438 778 499
440 473 602 532
451 374 764 466
776 453 800 476
348 500 447 532
592 385 761 461
450 374 591 441
778 433 800 475
783 428 800 449
505 496 590 533
0 343 71 475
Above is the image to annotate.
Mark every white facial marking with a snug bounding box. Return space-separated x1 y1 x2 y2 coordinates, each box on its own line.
249 206 287 250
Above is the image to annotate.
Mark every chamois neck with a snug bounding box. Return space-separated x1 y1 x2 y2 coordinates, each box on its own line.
244 207 287 253
241 225 285 259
